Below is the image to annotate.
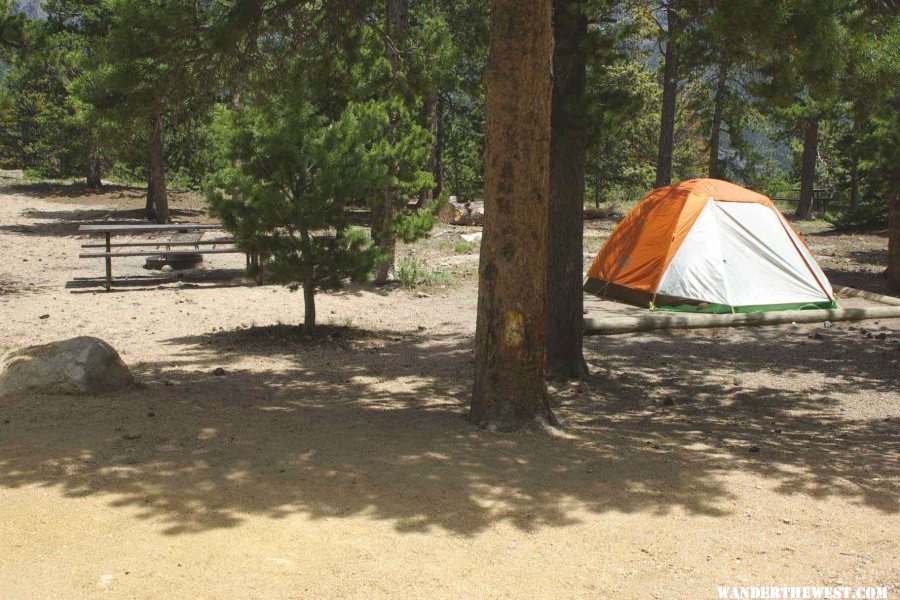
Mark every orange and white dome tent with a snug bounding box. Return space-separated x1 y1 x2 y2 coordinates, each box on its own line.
584 178 837 313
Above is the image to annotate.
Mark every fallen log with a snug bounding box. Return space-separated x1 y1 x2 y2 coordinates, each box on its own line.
584 306 900 336
833 285 900 306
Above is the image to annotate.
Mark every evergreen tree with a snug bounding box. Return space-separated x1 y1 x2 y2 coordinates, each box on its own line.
748 0 853 219
652 0 683 187
0 0 24 54
78 0 209 222
471 0 555 430
207 75 434 333
547 0 590 381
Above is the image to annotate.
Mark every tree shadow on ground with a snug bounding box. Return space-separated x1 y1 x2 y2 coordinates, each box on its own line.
0 324 896 538
1 182 203 206
826 268 893 296
0 207 210 238
0 274 47 297
65 269 255 293
1 182 141 199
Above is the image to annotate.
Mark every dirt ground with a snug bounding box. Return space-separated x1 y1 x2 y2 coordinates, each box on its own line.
0 182 898 599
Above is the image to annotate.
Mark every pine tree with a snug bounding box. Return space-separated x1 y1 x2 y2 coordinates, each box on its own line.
0 0 24 54
546 0 590 381
747 0 852 219
207 75 433 333
471 0 555 430
653 0 683 188
78 0 207 223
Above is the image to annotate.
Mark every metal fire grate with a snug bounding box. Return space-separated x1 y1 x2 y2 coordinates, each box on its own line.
168 231 204 246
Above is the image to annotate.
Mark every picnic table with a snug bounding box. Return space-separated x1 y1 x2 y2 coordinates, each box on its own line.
78 223 245 291
771 188 834 213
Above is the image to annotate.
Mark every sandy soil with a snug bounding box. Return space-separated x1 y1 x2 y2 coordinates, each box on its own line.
0 182 898 599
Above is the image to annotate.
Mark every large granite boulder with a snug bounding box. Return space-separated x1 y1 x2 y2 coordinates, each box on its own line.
0 336 134 395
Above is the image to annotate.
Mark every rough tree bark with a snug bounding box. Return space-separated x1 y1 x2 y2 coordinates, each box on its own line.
796 116 818 220
372 0 408 283
146 113 169 224
85 139 102 189
420 90 444 207
708 56 728 179
849 116 861 209
230 92 243 202
145 173 156 221
888 195 900 293
470 0 555 430
546 0 588 380
654 1 680 188
303 282 316 335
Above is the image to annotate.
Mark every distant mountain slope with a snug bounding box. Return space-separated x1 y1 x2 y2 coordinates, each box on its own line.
13 0 44 19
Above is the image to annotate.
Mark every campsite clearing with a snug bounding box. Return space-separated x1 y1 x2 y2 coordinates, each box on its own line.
1 184 898 599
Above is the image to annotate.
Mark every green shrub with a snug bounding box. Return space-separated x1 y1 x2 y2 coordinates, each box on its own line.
397 257 450 289
824 199 889 229
453 241 477 254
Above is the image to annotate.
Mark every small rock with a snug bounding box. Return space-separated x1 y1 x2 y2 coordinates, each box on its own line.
163 380 174 386
866 332 874 339
748 445 760 453
662 396 675 406
38 314 50 320
774 428 783 434
875 332 887 340
823 321 832 328
147 411 155 418
160 265 173 272
212 367 226 376
813 332 824 340
122 432 141 440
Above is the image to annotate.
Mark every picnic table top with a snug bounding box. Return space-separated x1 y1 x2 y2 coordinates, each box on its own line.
78 223 223 234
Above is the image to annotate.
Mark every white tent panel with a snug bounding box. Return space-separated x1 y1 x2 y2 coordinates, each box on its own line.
776 212 835 299
657 200 730 304
657 199 832 308
713 201 831 306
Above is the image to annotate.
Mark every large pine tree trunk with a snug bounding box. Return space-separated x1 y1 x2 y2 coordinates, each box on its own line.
372 0 408 283
546 0 588 381
145 173 157 221
849 115 861 209
420 90 444 207
471 0 555 430
431 92 444 203
146 113 169 224
303 282 316 335
654 1 679 188
888 195 900 292
796 116 818 220
85 139 102 189
708 56 727 179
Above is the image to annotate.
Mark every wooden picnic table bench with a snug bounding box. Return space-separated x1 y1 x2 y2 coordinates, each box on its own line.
78 223 246 291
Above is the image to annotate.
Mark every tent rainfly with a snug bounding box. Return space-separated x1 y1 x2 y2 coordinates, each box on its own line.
584 178 837 314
